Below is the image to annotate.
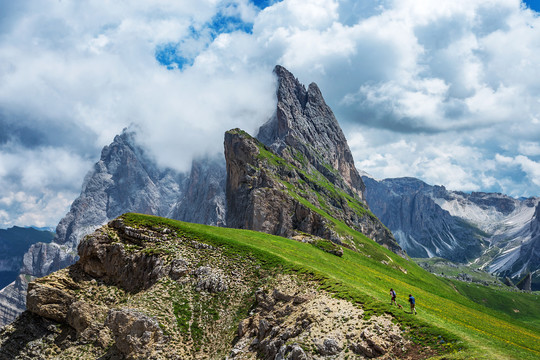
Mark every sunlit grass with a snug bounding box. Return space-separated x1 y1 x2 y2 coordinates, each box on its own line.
122 213 540 360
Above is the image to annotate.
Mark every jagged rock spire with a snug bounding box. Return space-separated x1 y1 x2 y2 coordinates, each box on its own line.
258 65 366 202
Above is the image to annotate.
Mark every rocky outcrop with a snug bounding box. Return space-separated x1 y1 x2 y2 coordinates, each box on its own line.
77 219 171 293
225 129 313 239
225 129 402 253
106 308 164 359
258 65 366 202
230 275 410 359
226 66 399 253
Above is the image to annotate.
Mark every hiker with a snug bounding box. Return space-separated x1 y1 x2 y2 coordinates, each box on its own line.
390 288 397 305
409 294 417 315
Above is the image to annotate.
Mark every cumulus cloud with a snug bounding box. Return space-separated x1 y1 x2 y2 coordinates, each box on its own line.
1 0 540 227
0 0 275 227
0 144 93 227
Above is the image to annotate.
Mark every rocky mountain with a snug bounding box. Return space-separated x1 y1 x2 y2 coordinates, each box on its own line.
0 227 54 325
363 175 540 289
25 130 187 279
170 156 226 227
231 65 398 253
0 215 421 360
258 65 366 203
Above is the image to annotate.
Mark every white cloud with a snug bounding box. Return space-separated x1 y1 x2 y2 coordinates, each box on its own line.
353 131 486 191
0 144 93 227
519 142 540 156
515 156 540 187
1 0 540 227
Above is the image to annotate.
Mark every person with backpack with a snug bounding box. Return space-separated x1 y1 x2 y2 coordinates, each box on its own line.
390 288 397 305
409 294 417 315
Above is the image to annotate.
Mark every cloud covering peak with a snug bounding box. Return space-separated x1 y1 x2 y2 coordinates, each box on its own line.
1 0 540 227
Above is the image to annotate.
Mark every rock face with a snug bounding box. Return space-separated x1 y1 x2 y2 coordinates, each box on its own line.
362 177 487 262
0 216 417 359
0 227 54 325
363 175 540 289
0 275 33 330
225 129 326 239
24 130 186 280
258 65 366 203
77 219 171 293
225 129 401 253
170 155 226 227
510 203 540 290
516 272 532 291
105 308 164 359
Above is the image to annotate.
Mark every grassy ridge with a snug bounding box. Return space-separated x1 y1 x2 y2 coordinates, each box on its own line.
122 213 540 360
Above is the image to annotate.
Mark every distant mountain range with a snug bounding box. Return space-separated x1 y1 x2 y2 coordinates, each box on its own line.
363 175 539 289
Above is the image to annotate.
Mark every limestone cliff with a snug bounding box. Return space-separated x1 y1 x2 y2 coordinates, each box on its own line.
362 177 487 262
1 65 396 326
258 65 366 203
225 129 401 254
0 215 417 359
245 66 400 253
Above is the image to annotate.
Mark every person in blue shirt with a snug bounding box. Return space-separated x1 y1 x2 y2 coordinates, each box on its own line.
408 294 417 315
390 288 397 305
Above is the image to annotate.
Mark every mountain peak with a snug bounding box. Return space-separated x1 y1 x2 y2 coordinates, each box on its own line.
259 66 366 202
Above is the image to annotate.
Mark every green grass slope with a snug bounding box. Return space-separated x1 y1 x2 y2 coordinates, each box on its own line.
122 213 540 360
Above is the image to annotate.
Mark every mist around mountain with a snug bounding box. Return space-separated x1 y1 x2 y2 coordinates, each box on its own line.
0 130 227 326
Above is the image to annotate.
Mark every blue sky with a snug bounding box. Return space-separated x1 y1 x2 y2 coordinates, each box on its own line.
524 0 540 11
0 0 540 228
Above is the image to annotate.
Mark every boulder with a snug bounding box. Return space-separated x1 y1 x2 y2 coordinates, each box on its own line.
105 308 163 359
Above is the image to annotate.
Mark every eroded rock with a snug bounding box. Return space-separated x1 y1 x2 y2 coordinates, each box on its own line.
232 275 409 359
77 225 169 292
26 283 75 323
105 308 163 359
